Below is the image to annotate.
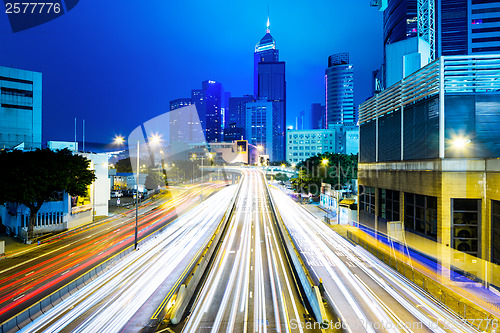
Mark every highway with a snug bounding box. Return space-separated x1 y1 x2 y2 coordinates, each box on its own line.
181 170 321 333
270 187 480 333
0 183 225 328
17 185 237 333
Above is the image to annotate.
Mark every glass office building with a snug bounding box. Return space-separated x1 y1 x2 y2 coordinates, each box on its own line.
0 66 42 150
358 55 500 264
325 53 355 126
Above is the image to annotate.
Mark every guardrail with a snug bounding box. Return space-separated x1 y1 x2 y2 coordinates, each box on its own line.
167 174 243 325
263 178 328 326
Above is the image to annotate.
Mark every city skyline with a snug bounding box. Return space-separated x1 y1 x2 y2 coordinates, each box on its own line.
0 0 383 144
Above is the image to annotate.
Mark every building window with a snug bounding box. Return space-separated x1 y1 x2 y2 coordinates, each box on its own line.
492 200 500 265
360 186 376 214
379 189 400 221
451 199 480 256
404 193 437 240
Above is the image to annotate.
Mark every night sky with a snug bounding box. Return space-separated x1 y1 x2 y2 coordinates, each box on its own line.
0 1 383 144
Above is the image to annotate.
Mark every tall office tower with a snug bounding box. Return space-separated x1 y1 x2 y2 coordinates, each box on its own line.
245 100 276 160
254 17 279 97
295 110 305 130
202 80 225 143
224 95 253 142
469 1 500 54
436 0 468 55
253 18 286 161
310 103 325 129
0 66 42 150
383 0 418 47
169 98 197 143
170 98 192 111
325 53 355 126
191 88 205 134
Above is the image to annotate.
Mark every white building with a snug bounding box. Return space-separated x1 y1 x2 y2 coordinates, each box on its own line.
286 125 359 164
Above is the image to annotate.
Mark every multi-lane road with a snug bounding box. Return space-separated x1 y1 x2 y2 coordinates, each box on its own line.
182 170 321 333
0 183 224 329
270 187 479 333
18 185 237 333
0 167 488 333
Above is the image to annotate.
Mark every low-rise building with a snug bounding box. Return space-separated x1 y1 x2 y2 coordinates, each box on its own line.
286 125 358 164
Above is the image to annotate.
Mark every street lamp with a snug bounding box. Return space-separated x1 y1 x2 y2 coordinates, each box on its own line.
113 135 125 146
451 137 471 150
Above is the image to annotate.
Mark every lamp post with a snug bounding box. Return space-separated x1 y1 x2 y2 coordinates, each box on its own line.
135 141 139 250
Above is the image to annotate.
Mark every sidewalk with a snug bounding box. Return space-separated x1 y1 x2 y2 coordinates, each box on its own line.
0 234 35 256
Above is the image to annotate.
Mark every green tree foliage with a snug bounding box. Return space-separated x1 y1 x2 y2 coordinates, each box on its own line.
274 172 289 184
145 170 166 190
291 153 358 195
0 148 96 240
115 157 133 173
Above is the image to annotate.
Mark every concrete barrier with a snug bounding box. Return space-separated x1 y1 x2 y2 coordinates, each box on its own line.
169 179 243 324
264 179 329 326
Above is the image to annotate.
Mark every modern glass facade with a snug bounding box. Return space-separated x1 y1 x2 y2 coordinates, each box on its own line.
0 66 42 150
253 22 286 161
310 103 325 130
224 95 253 142
359 56 500 163
202 80 225 143
383 0 418 47
470 0 500 53
325 53 355 126
438 0 468 56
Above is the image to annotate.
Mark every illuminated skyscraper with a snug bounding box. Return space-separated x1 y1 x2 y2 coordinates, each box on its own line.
252 17 286 161
325 53 355 126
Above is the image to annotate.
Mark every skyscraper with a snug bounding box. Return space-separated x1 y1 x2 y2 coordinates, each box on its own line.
202 80 225 143
325 53 355 126
169 98 198 143
0 66 42 150
310 103 325 129
252 18 286 161
224 95 253 142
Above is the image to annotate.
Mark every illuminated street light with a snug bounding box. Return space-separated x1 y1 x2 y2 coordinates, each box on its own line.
113 135 125 145
257 145 263 152
322 159 329 165
149 133 162 145
281 164 285 168
451 137 471 150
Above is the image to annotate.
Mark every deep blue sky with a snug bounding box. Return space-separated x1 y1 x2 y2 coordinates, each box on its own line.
0 1 383 144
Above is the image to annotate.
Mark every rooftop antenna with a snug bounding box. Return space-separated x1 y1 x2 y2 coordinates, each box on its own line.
83 119 85 152
266 5 270 33
74 117 77 152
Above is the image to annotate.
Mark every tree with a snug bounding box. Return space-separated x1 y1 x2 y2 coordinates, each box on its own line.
274 172 289 184
291 153 358 195
115 157 133 173
145 170 166 190
0 148 96 241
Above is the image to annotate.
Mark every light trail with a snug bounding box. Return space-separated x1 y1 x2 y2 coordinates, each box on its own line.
270 187 480 333
18 186 236 333
0 184 223 324
182 170 310 333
